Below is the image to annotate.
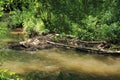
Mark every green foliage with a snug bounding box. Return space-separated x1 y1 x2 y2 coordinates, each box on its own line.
105 22 120 43
0 0 4 17
0 22 9 38
0 69 23 80
0 0 120 42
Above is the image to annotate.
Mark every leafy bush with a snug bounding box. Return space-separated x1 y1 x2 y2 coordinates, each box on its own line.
0 69 23 80
105 22 120 43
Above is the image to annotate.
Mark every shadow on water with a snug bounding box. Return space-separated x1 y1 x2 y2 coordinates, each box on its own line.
0 38 120 80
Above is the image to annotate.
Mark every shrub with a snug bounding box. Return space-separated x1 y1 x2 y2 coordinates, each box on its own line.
0 69 23 80
105 22 120 43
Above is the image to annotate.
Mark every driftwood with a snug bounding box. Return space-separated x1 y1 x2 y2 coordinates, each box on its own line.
47 41 120 56
8 34 120 56
47 41 76 48
77 40 105 44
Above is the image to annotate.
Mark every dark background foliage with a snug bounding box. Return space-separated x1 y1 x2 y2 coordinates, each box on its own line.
0 0 120 42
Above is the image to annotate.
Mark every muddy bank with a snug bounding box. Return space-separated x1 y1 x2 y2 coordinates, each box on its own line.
8 34 120 56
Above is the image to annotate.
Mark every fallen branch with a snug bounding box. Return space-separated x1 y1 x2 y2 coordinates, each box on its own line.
46 40 76 48
47 40 120 56
77 40 106 44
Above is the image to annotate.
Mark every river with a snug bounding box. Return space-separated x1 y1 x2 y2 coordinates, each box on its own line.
0 38 120 80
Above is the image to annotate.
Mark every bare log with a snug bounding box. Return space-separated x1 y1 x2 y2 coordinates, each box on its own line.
47 40 120 56
47 40 76 48
77 40 106 44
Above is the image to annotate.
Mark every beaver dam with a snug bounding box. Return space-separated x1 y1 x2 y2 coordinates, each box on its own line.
0 36 120 80
9 34 120 56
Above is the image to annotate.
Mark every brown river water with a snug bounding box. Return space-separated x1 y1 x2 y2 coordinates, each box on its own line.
0 38 120 80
